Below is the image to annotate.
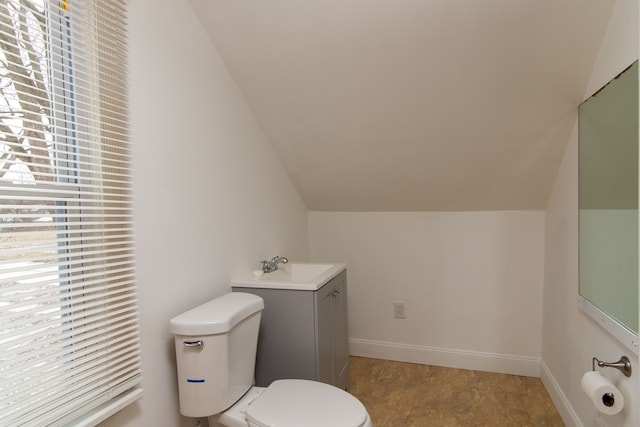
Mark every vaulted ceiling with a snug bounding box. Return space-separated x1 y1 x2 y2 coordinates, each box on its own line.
188 0 616 211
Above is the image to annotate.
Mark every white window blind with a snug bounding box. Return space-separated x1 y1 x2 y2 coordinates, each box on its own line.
0 1 142 426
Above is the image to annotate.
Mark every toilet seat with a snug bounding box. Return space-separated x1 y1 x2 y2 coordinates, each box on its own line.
246 379 369 427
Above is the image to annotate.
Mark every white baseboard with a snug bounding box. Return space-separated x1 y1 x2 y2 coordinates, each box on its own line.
540 360 583 427
349 338 541 377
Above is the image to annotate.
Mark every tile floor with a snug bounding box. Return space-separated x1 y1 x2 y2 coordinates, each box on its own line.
349 356 565 427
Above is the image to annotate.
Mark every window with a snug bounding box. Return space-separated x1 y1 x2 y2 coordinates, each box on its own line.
0 1 142 425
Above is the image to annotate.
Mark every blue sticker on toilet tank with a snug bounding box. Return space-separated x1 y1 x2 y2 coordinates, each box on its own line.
187 379 205 383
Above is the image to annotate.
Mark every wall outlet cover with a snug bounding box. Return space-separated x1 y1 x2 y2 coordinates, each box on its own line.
394 301 407 319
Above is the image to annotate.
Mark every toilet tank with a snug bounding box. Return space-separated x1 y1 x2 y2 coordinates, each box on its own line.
169 292 264 417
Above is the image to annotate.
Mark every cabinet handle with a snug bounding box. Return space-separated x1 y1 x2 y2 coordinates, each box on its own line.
332 289 341 298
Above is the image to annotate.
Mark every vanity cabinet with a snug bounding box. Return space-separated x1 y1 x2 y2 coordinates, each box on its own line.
232 270 349 390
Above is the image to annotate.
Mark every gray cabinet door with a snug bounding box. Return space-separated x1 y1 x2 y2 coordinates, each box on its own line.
315 271 349 389
316 281 333 384
235 288 316 386
332 277 350 390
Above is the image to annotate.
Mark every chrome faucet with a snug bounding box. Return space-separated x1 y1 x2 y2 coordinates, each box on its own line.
261 256 288 273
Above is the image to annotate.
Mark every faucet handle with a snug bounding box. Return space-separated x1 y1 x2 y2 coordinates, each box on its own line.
261 256 287 273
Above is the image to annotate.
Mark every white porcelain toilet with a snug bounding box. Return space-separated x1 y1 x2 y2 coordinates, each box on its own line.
170 292 373 427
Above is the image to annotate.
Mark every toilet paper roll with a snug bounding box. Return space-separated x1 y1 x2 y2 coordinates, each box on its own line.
581 371 624 415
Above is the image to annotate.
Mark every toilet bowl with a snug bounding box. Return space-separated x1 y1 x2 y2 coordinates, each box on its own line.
170 292 372 427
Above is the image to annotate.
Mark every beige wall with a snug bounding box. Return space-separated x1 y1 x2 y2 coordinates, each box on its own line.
105 0 309 425
309 211 545 376
541 1 639 426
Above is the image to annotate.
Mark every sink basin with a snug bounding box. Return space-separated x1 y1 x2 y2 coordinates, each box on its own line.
268 263 333 282
231 262 346 291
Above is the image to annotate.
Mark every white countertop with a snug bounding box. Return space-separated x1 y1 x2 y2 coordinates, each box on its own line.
231 262 346 291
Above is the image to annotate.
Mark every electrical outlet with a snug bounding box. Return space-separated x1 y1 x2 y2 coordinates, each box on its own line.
394 301 407 319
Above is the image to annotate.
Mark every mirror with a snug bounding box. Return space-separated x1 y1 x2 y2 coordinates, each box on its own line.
579 60 638 352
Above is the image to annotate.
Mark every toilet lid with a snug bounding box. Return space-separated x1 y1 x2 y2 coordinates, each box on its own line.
246 379 368 427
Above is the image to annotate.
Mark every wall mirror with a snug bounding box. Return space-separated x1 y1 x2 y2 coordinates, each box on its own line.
579 60 638 353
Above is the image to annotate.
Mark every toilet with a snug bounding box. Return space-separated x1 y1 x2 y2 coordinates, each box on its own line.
170 292 373 427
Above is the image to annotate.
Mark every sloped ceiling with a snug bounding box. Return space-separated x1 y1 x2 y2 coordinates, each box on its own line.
188 0 616 211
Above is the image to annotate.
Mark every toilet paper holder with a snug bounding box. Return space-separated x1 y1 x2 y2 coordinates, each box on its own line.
592 355 632 377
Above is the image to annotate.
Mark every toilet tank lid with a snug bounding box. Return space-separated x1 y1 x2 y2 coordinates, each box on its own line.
170 292 264 336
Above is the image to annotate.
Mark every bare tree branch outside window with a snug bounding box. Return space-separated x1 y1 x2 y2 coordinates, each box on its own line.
0 0 53 184
0 0 57 251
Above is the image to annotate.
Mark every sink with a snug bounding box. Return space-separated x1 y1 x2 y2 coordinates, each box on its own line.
268 263 333 282
231 262 346 291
